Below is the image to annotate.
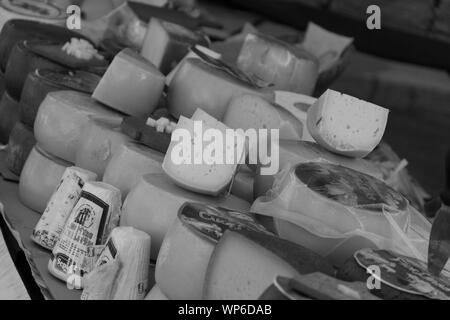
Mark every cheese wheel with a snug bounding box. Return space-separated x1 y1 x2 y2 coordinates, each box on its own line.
0 90 19 143
19 145 72 213
120 173 250 260
5 121 35 175
5 40 66 99
145 285 168 300
231 166 254 203
31 167 98 251
75 118 132 178
307 89 389 158
49 181 122 284
141 18 208 74
155 203 270 300
167 58 269 120
103 142 164 200
20 69 101 127
92 48 165 117
237 33 319 95
34 91 123 163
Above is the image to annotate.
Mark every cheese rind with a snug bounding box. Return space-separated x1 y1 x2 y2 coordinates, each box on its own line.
92 48 165 117
5 121 35 175
307 89 389 158
34 91 123 163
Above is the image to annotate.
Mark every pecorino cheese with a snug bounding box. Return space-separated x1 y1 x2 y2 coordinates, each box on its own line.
237 33 319 95
120 174 250 260
167 58 270 120
102 142 164 200
155 203 270 300
203 229 335 300
5 121 35 175
0 90 19 144
31 167 98 251
307 89 389 158
145 285 169 300
48 182 121 284
19 145 72 213
140 18 208 74
34 91 123 163
75 118 132 178
92 48 165 117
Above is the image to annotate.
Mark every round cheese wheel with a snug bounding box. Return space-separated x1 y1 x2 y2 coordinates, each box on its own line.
20 69 101 126
75 118 132 178
0 90 19 143
120 174 250 260
5 121 35 175
5 40 66 99
19 145 72 213
34 91 123 163
102 142 164 200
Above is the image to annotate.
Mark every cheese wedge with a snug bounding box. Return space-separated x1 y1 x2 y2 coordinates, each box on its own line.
120 174 250 260
307 90 389 158
5 121 35 175
103 142 164 200
92 48 165 117
34 91 123 163
145 285 169 300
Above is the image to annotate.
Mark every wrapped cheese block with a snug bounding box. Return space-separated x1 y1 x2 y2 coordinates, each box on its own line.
307 89 389 158
140 18 208 74
0 90 19 144
34 91 123 163
92 48 165 117
145 285 169 300
231 166 254 203
31 167 98 251
167 58 270 120
237 33 319 95
204 229 334 300
5 121 35 175
49 182 121 284
162 116 246 196
20 69 100 127
155 203 271 300
120 174 250 260
74 118 132 178
102 142 164 200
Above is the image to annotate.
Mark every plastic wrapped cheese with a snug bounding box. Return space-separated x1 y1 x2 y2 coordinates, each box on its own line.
307 89 389 158
34 91 123 163
103 142 164 200
237 33 319 95
32 167 98 250
19 145 72 213
120 174 250 260
155 203 271 300
92 48 165 117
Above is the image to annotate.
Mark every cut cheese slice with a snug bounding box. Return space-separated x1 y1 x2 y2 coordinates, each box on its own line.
237 33 319 95
231 166 254 202
5 121 35 175
92 48 165 117
120 174 250 260
103 142 164 200
145 285 168 300
307 89 389 158
141 18 208 74
74 118 132 178
19 145 72 213
191 107 227 131
31 167 97 250
34 91 123 163
0 90 19 144
204 229 334 300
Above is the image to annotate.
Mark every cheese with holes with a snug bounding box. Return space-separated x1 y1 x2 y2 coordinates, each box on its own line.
237 33 319 95
0 90 19 143
120 174 250 260
75 118 132 178
31 167 97 250
19 145 71 213
155 203 270 300
307 90 389 158
103 142 164 200
145 285 168 300
231 166 254 202
92 48 165 117
167 58 269 119
34 91 123 163
204 229 334 300
141 18 208 74
5 121 35 175
162 116 245 196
